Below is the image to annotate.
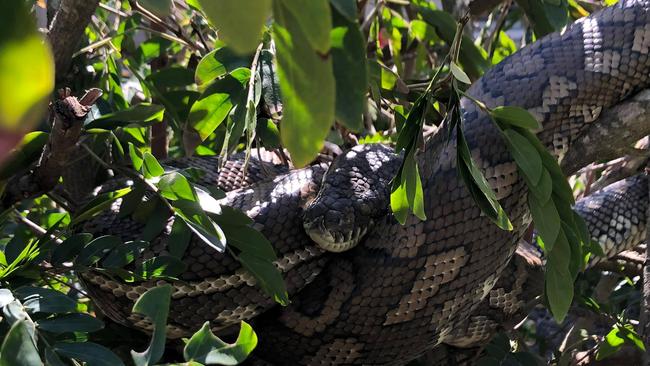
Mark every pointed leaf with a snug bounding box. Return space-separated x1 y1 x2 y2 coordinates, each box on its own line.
131 285 173 366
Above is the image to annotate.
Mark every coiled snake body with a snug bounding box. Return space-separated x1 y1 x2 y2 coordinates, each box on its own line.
81 2 650 365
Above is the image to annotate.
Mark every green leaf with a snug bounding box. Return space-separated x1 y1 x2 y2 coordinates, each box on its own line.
76 235 122 266
279 0 332 53
0 131 49 180
101 240 150 268
195 46 251 87
37 313 104 334
450 62 471 84
457 126 512 230
0 1 54 131
545 230 572 323
529 168 552 204
50 233 93 265
138 0 172 18
273 0 336 167
143 152 165 178
136 256 186 279
184 321 257 365
390 153 426 224
185 74 247 153
174 206 226 253
259 49 282 118
330 0 357 21
330 6 367 132
158 172 196 201
199 0 272 54
528 192 561 251
417 7 489 79
491 106 541 130
503 129 543 185
0 320 40 366
146 67 195 91
238 252 289 306
86 104 165 129
597 325 626 360
72 187 133 225
255 118 281 148
55 342 125 366
128 142 144 171
168 219 192 258
218 225 277 261
131 285 173 366
14 287 76 314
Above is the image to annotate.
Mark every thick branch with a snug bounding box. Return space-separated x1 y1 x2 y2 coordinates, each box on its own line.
47 0 100 82
562 89 650 175
1 89 102 209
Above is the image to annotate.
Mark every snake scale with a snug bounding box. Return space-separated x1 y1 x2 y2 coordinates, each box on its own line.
79 2 650 365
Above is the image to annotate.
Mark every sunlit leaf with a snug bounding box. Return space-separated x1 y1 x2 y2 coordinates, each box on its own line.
273 0 336 167
279 0 332 53
0 320 40 366
184 321 257 365
331 5 367 132
199 0 272 54
0 2 54 131
195 46 251 87
450 62 471 84
131 285 172 366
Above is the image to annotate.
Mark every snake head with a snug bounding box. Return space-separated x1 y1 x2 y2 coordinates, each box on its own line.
303 144 402 253
303 193 371 252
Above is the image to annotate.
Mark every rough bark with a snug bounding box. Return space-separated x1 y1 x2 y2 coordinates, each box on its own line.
47 0 100 83
562 89 650 175
1 89 102 209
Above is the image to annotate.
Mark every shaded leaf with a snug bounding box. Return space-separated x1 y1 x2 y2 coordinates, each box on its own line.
503 129 543 185
37 313 104 334
528 192 561 251
76 235 122 266
238 252 288 306
14 287 76 314
50 233 93 265
491 106 541 130
55 342 125 366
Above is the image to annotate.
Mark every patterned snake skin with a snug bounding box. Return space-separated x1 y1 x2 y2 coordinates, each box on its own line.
79 2 650 365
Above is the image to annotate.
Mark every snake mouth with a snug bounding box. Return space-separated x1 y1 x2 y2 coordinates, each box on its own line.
303 217 367 253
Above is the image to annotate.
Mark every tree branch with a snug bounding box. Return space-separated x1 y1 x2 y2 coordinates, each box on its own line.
1 88 102 209
562 89 650 175
47 0 100 82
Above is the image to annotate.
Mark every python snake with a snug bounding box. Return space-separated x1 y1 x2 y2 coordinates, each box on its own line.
79 1 650 364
